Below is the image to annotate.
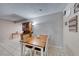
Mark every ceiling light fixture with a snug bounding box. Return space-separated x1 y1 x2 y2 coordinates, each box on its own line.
32 21 37 25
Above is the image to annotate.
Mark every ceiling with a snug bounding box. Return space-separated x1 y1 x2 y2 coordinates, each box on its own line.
0 3 67 22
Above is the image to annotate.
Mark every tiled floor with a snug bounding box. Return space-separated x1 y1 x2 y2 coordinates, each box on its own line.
0 38 21 56
0 38 64 56
48 46 64 56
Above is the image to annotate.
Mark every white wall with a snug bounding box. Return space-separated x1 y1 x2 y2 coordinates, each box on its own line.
30 12 63 48
0 20 22 55
0 20 22 40
63 3 79 55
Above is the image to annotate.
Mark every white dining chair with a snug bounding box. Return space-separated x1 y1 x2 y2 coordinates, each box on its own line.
21 34 33 56
34 35 48 56
23 44 33 56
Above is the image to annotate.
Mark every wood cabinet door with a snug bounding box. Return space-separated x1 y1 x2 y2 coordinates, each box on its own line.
22 22 32 34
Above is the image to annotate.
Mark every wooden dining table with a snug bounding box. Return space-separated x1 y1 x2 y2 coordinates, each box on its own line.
20 34 47 56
